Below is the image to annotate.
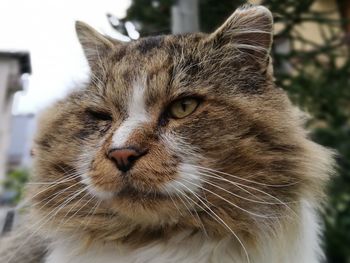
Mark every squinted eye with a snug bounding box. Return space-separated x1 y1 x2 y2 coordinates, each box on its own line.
86 109 113 121
169 97 200 119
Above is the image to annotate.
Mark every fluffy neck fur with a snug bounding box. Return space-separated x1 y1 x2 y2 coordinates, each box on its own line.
46 201 321 263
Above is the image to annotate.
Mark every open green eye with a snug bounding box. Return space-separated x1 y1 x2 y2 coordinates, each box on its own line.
169 97 200 119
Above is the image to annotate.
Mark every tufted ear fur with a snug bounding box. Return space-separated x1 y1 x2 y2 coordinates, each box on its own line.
75 21 118 67
208 5 273 64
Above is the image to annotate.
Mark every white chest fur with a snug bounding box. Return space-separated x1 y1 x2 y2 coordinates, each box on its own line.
46 234 235 263
46 202 323 263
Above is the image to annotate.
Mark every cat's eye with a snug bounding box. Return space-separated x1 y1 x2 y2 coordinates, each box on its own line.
169 97 200 119
86 109 112 121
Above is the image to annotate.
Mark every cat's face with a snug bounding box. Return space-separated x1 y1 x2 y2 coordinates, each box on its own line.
30 5 332 244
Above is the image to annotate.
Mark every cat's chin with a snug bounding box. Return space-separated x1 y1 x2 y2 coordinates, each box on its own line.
89 183 169 202
109 194 181 226
115 185 168 200
87 184 183 225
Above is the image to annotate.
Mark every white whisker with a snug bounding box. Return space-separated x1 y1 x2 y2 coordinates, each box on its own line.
194 170 299 219
194 165 299 187
182 177 282 219
175 181 251 263
196 175 287 205
174 189 208 237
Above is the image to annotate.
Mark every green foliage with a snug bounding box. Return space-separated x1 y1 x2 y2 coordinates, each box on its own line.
198 0 245 32
126 0 173 36
2 169 29 205
284 60 350 262
125 1 350 261
126 0 246 35
263 2 350 261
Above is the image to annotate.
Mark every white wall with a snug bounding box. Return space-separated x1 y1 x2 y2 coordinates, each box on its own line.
0 58 20 185
8 114 37 169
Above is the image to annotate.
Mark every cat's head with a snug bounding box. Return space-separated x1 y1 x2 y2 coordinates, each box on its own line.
30 5 333 245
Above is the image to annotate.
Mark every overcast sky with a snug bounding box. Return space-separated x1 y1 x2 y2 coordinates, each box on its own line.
0 0 131 114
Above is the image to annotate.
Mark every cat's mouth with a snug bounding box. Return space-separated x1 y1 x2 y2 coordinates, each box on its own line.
115 185 168 200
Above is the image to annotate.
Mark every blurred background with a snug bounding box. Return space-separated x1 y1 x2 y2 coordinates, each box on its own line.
0 0 349 261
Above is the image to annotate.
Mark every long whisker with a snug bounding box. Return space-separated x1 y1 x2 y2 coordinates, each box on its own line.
175 181 251 263
5 187 88 263
164 188 184 217
174 189 208 237
182 177 281 219
80 198 102 231
29 179 87 211
26 175 81 185
196 176 285 205
196 171 299 219
59 192 95 228
18 171 84 209
197 170 298 206
193 165 300 187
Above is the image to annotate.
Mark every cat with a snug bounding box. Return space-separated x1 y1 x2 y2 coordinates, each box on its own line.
0 4 334 263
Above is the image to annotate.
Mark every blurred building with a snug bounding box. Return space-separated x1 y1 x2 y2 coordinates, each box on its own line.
0 51 31 184
7 114 36 171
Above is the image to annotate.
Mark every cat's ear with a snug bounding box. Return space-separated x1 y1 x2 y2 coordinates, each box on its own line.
208 5 273 63
75 21 117 66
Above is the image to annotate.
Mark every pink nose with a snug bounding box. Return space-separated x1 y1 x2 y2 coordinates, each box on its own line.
108 148 144 172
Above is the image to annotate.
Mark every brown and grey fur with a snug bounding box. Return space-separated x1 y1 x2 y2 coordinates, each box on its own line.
0 5 334 263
